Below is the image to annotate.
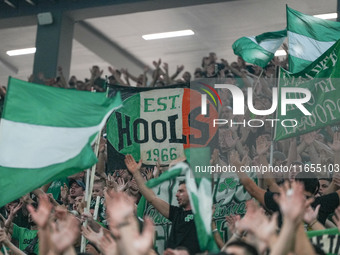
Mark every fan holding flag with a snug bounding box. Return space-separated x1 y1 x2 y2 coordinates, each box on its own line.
124 154 202 255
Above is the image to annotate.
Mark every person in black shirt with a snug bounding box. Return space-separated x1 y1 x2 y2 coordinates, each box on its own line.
231 151 340 226
124 155 201 255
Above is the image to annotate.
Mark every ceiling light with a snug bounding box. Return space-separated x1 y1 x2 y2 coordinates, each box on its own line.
4 0 16 8
142 30 194 40
25 0 36 5
275 50 286 57
313 13 337 20
6 47 36 56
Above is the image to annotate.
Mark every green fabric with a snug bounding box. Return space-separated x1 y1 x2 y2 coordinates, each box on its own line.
232 30 286 68
12 223 39 254
0 77 122 207
0 146 96 207
47 178 69 200
4 77 117 127
287 7 340 41
287 6 340 73
275 40 340 140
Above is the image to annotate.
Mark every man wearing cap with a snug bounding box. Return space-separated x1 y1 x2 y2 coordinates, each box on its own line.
66 179 85 210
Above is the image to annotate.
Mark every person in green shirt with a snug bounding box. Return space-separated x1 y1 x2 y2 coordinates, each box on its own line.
4 201 39 254
12 222 38 254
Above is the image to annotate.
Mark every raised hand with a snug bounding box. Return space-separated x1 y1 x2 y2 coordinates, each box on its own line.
104 189 135 236
108 66 117 75
333 173 340 187
225 214 241 234
99 231 117 255
304 205 320 225
153 158 161 178
210 149 219 165
50 213 80 253
99 137 107 153
152 59 161 68
229 150 242 168
144 168 154 181
330 132 340 152
162 62 169 72
176 65 184 74
27 194 53 229
0 228 10 245
302 131 316 146
225 129 238 148
60 183 69 203
256 135 270 156
82 225 104 248
10 201 24 216
274 181 313 223
129 217 155 255
116 177 128 192
124 154 142 175
235 200 258 233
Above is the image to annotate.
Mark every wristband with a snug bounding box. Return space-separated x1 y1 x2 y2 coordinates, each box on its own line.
308 219 318 228
212 228 218 233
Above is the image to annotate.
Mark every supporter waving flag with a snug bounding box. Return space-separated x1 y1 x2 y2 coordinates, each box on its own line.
145 147 219 253
287 6 340 73
0 78 121 207
232 29 286 68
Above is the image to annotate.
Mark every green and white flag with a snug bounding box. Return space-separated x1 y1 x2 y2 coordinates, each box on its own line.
308 228 340 255
106 86 218 167
232 30 286 68
0 78 122 207
287 6 340 73
145 150 219 253
274 40 340 141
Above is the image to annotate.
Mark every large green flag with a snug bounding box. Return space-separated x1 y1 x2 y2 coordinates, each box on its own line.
287 6 340 73
274 40 340 141
232 30 286 68
0 78 122 207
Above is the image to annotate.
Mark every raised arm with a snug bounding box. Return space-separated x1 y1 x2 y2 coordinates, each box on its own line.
230 151 266 206
124 154 170 218
0 228 25 255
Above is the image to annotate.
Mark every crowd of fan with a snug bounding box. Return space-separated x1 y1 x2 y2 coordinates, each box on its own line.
1 49 340 255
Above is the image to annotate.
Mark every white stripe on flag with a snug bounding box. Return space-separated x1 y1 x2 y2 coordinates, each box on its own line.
288 31 335 62
247 37 285 54
0 119 100 168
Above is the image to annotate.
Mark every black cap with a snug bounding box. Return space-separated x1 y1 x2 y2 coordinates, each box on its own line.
69 179 86 190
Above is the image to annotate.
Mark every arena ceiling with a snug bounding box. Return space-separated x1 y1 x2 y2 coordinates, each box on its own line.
0 0 338 86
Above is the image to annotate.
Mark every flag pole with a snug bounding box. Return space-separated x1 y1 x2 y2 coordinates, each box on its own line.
270 65 281 167
93 195 101 221
2 244 8 255
80 130 102 252
87 133 101 208
253 68 264 91
81 84 108 252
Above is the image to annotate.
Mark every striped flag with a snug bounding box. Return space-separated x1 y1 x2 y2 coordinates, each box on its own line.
106 86 218 168
232 30 286 68
0 78 122 207
287 6 340 73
